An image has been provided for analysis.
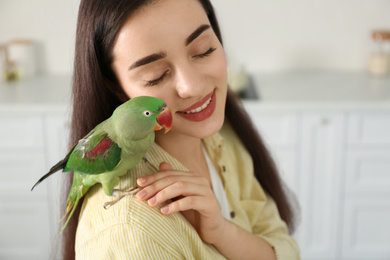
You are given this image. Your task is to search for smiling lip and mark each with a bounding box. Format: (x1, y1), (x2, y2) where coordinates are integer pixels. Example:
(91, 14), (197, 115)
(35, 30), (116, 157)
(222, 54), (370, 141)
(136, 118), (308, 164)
(177, 89), (216, 122)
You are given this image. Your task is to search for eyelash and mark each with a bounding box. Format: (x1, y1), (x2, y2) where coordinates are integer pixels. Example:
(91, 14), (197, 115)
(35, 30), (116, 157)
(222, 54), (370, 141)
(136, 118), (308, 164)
(145, 71), (168, 87)
(145, 47), (217, 87)
(197, 47), (217, 58)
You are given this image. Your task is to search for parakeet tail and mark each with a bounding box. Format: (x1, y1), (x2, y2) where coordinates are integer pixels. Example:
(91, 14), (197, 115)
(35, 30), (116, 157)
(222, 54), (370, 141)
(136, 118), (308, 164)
(31, 156), (69, 191)
(59, 171), (90, 233)
(59, 194), (81, 234)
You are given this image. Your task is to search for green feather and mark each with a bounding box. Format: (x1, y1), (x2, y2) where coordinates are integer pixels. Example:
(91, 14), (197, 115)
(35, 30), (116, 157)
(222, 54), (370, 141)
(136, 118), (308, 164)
(64, 132), (122, 174)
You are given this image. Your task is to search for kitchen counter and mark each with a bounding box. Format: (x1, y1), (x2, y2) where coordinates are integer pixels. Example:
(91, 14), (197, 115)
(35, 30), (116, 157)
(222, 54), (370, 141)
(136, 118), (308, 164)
(0, 74), (71, 113)
(246, 70), (390, 111)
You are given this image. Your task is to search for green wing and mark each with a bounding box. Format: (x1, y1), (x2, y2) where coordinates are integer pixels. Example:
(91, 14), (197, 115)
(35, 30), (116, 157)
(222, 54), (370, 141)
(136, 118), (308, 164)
(64, 130), (122, 175)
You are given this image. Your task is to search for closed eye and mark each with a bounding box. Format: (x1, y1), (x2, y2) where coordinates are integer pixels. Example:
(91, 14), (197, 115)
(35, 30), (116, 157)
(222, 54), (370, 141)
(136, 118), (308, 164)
(145, 70), (169, 87)
(144, 47), (216, 87)
(196, 47), (216, 58)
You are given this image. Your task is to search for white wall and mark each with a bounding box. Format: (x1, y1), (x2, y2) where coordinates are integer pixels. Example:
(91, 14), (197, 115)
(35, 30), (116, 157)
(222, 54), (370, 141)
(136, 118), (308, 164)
(0, 0), (79, 74)
(0, 0), (389, 74)
(212, 0), (390, 73)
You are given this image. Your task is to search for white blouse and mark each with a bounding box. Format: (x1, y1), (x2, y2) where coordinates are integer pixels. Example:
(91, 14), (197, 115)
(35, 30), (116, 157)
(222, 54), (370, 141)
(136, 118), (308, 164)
(203, 145), (231, 221)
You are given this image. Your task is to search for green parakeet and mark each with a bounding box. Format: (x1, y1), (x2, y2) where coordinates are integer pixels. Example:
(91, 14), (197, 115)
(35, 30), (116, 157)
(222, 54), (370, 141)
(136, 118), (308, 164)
(31, 96), (172, 232)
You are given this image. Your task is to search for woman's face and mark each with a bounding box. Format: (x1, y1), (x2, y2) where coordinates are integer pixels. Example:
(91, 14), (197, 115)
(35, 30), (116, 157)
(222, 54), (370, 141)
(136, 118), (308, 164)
(111, 0), (227, 140)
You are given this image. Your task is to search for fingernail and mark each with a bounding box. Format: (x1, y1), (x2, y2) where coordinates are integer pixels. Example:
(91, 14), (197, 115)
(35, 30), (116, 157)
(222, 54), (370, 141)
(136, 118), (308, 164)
(137, 177), (147, 185)
(137, 189), (147, 199)
(161, 206), (169, 214)
(148, 196), (156, 206)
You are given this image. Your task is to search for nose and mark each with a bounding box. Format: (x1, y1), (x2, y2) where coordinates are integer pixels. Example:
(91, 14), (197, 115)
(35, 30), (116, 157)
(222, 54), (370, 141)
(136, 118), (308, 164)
(174, 62), (206, 99)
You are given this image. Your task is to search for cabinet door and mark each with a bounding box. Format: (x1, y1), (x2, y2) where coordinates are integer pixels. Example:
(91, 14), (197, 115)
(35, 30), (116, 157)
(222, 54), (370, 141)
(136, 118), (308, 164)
(249, 113), (299, 192)
(347, 113), (390, 145)
(0, 115), (52, 260)
(345, 149), (390, 194)
(42, 114), (70, 238)
(342, 198), (390, 259)
(297, 113), (345, 260)
(343, 112), (390, 259)
(0, 115), (44, 148)
(0, 152), (51, 260)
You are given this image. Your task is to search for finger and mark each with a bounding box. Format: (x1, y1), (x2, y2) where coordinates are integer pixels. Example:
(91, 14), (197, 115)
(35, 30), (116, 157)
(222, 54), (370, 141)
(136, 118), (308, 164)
(159, 162), (173, 171)
(137, 162), (181, 187)
(137, 174), (208, 202)
(147, 181), (210, 207)
(160, 195), (213, 215)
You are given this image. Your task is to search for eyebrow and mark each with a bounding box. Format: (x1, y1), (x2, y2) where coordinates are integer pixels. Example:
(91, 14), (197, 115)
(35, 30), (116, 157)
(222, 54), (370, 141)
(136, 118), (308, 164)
(186, 24), (211, 46)
(128, 53), (166, 70)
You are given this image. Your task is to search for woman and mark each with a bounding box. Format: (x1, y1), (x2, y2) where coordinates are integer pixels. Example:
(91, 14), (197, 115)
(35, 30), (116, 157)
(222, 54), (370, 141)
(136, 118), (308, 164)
(62, 0), (300, 259)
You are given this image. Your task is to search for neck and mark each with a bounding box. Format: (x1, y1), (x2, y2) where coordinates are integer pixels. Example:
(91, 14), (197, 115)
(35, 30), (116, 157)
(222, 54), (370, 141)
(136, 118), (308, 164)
(155, 130), (204, 171)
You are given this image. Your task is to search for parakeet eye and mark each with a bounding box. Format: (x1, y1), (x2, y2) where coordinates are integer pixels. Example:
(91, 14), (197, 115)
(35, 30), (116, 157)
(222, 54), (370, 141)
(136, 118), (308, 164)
(143, 110), (153, 117)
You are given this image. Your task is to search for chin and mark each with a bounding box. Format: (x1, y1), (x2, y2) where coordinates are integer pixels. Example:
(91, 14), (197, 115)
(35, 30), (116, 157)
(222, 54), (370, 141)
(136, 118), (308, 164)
(189, 113), (225, 139)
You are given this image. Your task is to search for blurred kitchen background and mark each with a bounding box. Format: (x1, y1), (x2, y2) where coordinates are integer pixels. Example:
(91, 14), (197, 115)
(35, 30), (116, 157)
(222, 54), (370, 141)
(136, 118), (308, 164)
(0, 0), (389, 260)
(1, 0), (390, 75)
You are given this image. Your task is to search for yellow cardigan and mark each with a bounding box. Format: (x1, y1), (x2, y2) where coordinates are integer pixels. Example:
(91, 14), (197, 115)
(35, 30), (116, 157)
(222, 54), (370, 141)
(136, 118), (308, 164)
(75, 124), (300, 259)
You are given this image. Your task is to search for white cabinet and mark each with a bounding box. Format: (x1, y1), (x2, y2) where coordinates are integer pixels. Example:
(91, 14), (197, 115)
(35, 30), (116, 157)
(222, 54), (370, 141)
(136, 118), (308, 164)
(43, 113), (70, 234)
(342, 198), (390, 260)
(298, 113), (345, 260)
(347, 113), (390, 145)
(248, 111), (299, 191)
(342, 113), (390, 260)
(245, 103), (390, 260)
(0, 111), (68, 260)
(345, 149), (390, 194)
(0, 152), (50, 260)
(0, 113), (49, 260)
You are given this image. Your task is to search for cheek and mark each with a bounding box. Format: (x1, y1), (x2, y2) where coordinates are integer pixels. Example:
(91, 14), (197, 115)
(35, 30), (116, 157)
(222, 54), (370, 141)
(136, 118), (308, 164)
(212, 50), (228, 84)
(122, 84), (173, 109)
(124, 87), (141, 98)
(121, 85), (143, 100)
(112, 62), (152, 99)
(120, 80), (156, 99)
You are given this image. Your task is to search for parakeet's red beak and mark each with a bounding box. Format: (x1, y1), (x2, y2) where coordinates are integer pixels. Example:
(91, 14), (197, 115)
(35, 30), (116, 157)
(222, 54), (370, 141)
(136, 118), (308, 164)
(155, 107), (172, 133)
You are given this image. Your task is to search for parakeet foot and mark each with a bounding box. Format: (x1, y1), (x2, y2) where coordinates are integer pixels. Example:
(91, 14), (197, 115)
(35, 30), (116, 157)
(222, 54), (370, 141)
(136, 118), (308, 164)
(103, 187), (141, 209)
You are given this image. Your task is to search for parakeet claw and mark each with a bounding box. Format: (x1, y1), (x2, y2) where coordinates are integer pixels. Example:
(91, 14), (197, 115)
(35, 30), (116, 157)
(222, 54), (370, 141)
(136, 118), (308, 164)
(103, 187), (141, 209)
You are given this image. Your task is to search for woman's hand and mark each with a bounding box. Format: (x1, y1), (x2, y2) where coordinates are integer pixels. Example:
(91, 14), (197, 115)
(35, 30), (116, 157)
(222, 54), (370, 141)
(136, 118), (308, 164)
(136, 162), (228, 244)
(136, 162), (277, 260)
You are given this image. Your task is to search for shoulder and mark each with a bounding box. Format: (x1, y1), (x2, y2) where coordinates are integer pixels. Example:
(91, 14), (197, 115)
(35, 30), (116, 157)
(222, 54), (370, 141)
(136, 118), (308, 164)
(75, 178), (183, 258)
(75, 159), (169, 243)
(75, 155), (224, 259)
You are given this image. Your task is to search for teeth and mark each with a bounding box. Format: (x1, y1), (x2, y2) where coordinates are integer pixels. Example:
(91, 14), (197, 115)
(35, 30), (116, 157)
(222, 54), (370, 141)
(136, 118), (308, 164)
(185, 97), (212, 114)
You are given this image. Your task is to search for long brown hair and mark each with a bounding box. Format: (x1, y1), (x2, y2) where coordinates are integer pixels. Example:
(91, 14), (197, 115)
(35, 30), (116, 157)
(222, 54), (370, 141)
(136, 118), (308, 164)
(61, 0), (298, 259)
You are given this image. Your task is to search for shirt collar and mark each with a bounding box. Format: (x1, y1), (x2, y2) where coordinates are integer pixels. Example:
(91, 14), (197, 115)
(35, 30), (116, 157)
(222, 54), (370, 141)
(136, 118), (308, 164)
(202, 131), (225, 160)
(144, 131), (225, 173)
